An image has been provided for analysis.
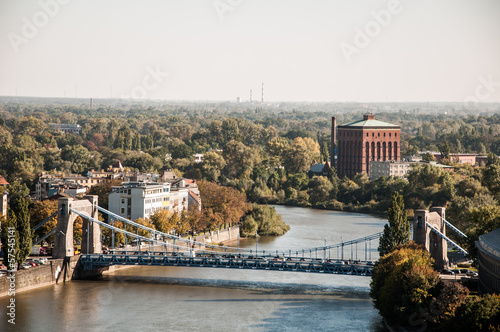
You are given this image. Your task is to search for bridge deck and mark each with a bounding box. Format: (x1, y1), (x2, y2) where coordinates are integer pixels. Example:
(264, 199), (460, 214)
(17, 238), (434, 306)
(80, 253), (374, 276)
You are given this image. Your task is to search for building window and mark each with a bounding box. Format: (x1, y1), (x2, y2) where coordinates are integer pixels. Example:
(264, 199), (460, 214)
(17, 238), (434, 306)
(121, 208), (125, 214)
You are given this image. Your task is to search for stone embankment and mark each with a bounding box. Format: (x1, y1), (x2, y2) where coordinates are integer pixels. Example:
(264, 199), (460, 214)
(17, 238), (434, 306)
(0, 256), (129, 297)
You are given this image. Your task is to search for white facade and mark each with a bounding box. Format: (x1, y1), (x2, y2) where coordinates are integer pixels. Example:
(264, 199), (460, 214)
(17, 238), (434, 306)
(169, 187), (189, 214)
(109, 182), (171, 221)
(369, 161), (410, 180)
(50, 123), (82, 134)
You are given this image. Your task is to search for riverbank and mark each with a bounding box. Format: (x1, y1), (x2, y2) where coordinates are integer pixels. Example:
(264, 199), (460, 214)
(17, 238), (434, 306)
(0, 256), (134, 298)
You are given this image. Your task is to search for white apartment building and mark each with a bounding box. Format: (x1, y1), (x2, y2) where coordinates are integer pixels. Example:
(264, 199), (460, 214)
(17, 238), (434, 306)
(169, 187), (189, 213)
(369, 161), (410, 180)
(108, 182), (171, 221)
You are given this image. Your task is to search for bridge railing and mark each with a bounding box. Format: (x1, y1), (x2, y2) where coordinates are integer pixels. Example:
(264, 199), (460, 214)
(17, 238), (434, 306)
(72, 206), (383, 264)
(95, 205), (382, 259)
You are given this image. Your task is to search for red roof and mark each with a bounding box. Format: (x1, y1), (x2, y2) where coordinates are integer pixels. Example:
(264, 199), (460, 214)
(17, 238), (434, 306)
(0, 175), (9, 185)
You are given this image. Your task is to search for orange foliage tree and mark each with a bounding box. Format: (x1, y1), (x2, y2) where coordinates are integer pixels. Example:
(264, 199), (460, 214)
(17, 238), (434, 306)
(198, 180), (250, 232)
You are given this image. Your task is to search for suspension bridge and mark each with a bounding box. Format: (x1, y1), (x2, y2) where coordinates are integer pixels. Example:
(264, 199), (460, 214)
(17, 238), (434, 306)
(32, 196), (469, 277)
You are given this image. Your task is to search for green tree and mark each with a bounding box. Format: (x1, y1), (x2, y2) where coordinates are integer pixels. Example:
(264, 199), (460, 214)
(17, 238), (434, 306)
(241, 204), (289, 237)
(8, 182), (32, 266)
(439, 139), (451, 160)
(421, 152), (435, 162)
(449, 294), (500, 331)
(1, 213), (18, 270)
(378, 191), (410, 256)
(308, 176), (333, 205)
(201, 151), (226, 182)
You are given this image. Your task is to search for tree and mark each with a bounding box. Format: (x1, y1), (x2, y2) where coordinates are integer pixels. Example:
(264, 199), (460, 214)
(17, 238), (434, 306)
(7, 182), (32, 267)
(463, 205), (500, 262)
(0, 213), (18, 270)
(201, 151), (226, 182)
(61, 144), (92, 174)
(449, 294), (500, 331)
(421, 152), (435, 162)
(198, 180), (250, 231)
(378, 191), (410, 256)
(241, 204), (289, 237)
(370, 241), (440, 326)
(308, 176), (333, 205)
(439, 139), (451, 160)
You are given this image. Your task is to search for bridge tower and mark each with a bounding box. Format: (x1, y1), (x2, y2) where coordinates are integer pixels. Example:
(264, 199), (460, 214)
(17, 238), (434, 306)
(413, 207), (449, 270)
(54, 195), (102, 259)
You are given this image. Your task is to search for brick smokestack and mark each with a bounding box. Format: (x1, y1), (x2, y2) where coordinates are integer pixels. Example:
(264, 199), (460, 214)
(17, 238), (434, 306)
(331, 116), (337, 168)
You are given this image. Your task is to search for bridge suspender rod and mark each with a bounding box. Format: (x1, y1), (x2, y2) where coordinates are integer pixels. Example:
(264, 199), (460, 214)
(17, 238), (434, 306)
(304, 231), (383, 252)
(32, 210), (59, 231)
(426, 222), (468, 256)
(94, 205), (383, 255)
(33, 227), (58, 246)
(70, 208), (179, 250)
(442, 218), (468, 239)
(95, 205), (252, 253)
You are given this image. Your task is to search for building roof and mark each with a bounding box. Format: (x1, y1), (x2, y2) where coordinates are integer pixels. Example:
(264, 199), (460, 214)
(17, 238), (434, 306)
(340, 119), (400, 128)
(0, 175), (9, 185)
(339, 114), (399, 128)
(309, 163), (324, 173)
(478, 227), (500, 258)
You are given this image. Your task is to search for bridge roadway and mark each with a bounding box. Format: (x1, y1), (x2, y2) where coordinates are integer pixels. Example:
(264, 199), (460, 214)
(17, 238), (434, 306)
(80, 250), (375, 276)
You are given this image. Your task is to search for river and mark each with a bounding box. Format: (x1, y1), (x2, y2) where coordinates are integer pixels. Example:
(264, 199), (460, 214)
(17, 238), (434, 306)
(1, 206), (387, 332)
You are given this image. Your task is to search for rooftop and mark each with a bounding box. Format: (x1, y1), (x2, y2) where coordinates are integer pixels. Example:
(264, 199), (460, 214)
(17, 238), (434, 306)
(478, 227), (500, 258)
(339, 114), (400, 128)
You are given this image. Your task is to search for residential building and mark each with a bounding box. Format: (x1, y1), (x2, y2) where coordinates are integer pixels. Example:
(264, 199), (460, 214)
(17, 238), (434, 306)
(108, 182), (171, 221)
(332, 114), (401, 178)
(369, 161), (410, 180)
(434, 153), (477, 165)
(50, 123), (82, 134)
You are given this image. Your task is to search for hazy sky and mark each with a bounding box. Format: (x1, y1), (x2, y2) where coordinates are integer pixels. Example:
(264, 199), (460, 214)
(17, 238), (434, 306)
(1, 0), (500, 102)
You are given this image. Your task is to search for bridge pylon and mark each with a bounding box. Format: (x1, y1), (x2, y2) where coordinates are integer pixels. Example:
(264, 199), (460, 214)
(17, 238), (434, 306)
(54, 195), (101, 259)
(413, 207), (449, 270)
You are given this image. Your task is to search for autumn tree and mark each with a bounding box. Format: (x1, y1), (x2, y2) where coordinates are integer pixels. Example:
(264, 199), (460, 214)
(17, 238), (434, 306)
(198, 180), (250, 231)
(370, 241), (440, 326)
(378, 191), (410, 256)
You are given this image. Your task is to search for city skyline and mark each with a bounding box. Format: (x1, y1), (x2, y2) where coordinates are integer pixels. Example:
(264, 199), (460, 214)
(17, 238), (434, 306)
(1, 0), (500, 102)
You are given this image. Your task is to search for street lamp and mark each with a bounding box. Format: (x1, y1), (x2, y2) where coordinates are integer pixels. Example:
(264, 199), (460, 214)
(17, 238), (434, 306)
(255, 230), (258, 255)
(341, 235), (344, 261)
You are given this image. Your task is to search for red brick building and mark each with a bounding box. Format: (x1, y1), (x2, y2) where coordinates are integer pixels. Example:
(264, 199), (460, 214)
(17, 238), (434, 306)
(332, 114), (401, 178)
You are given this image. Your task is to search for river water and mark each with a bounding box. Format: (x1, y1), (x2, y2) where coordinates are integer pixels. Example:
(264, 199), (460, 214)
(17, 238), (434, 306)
(1, 206), (387, 332)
